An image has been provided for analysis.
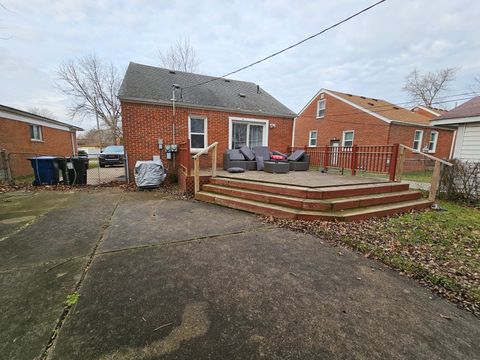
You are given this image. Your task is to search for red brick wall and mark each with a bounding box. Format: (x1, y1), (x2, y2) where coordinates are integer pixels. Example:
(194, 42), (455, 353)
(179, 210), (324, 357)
(388, 124), (454, 171)
(121, 101), (294, 179)
(294, 93), (390, 147)
(0, 117), (77, 177)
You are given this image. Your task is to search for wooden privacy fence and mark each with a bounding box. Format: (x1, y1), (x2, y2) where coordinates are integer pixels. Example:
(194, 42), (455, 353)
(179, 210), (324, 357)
(289, 144), (399, 180)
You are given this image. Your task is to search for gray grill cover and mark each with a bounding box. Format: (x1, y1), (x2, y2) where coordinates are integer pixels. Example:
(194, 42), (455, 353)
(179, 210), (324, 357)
(134, 160), (166, 188)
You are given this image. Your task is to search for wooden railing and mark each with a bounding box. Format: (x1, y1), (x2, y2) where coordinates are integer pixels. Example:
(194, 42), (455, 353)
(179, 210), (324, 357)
(290, 144), (398, 180)
(396, 144), (453, 201)
(193, 142), (218, 194)
(177, 141), (191, 176)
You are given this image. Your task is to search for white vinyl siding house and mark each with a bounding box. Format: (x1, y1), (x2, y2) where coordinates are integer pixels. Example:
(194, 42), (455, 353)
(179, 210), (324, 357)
(453, 123), (480, 162)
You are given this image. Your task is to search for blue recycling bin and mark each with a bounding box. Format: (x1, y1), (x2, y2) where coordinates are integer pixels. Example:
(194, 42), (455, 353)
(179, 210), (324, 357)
(29, 156), (60, 185)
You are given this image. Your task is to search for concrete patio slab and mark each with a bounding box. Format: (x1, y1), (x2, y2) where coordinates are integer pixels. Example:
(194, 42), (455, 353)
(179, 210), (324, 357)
(52, 226), (479, 360)
(98, 197), (264, 252)
(0, 258), (86, 360)
(0, 191), (122, 270)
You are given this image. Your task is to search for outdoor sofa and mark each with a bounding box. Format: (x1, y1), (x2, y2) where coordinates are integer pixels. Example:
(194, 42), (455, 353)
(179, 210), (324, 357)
(223, 146), (310, 172)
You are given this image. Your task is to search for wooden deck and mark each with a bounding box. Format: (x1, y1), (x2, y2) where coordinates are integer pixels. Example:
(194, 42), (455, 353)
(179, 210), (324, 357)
(212, 170), (388, 188)
(194, 169), (431, 221)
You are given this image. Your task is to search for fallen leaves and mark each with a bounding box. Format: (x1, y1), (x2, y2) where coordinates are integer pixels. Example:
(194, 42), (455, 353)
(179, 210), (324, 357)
(261, 203), (480, 318)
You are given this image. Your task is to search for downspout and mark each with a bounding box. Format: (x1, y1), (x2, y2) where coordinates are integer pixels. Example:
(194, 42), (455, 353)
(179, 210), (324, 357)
(291, 117), (297, 148)
(449, 129), (457, 159)
(71, 131), (76, 155)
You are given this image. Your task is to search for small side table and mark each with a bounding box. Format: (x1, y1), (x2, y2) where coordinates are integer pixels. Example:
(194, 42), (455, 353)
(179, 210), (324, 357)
(264, 161), (290, 174)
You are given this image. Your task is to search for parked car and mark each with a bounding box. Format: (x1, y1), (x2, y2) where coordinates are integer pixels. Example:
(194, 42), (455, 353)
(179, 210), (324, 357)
(99, 145), (125, 167)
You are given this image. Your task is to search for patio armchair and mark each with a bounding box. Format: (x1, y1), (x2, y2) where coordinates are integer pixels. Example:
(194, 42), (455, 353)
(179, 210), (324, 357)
(223, 149), (257, 170)
(287, 150), (310, 171)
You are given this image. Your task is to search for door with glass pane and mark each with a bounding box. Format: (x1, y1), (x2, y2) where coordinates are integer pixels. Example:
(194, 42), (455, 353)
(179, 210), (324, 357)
(231, 121), (266, 149)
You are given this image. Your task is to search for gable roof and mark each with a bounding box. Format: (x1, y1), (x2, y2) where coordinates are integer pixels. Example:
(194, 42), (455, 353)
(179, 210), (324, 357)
(0, 104), (83, 131)
(434, 96), (480, 121)
(118, 62), (296, 118)
(327, 90), (432, 125)
(412, 105), (448, 117)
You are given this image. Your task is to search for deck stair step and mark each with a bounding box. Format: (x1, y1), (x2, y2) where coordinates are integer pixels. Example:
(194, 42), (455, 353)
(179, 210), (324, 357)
(209, 177), (410, 200)
(202, 184), (422, 211)
(195, 191), (432, 222)
(197, 176), (431, 221)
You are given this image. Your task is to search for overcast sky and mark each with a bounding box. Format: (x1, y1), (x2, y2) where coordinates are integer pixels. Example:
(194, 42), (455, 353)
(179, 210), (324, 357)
(1, 0), (479, 131)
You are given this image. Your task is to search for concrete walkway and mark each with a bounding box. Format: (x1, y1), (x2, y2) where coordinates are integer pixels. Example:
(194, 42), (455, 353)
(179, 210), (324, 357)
(0, 190), (478, 359)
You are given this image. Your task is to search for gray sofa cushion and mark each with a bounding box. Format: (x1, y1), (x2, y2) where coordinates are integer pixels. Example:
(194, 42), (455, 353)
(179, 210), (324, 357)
(256, 156), (265, 171)
(253, 146), (271, 161)
(239, 146), (255, 161)
(229, 149), (246, 161)
(288, 150), (305, 161)
(227, 167), (245, 173)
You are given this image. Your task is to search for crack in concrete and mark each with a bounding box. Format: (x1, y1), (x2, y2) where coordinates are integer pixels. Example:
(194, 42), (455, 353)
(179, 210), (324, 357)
(95, 225), (278, 257)
(40, 193), (124, 360)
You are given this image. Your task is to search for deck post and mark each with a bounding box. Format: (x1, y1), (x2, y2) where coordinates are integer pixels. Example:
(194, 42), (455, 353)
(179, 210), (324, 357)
(323, 146), (329, 171)
(194, 157), (200, 194)
(351, 145), (358, 176)
(186, 139), (191, 176)
(395, 144), (405, 181)
(211, 143), (217, 177)
(429, 160), (442, 201)
(389, 143), (399, 181)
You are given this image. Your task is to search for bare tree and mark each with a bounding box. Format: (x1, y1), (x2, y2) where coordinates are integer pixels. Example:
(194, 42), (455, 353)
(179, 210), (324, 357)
(403, 68), (457, 107)
(27, 107), (55, 119)
(78, 127), (112, 145)
(158, 37), (200, 73)
(471, 76), (480, 95)
(57, 54), (122, 144)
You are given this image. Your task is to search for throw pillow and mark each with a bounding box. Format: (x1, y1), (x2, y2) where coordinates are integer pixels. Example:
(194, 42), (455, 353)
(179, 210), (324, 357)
(239, 146), (255, 161)
(256, 156), (265, 171)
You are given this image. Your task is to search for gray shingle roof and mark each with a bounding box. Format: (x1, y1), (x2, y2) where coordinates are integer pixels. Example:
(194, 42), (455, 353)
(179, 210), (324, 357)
(435, 96), (480, 120)
(118, 62), (296, 118)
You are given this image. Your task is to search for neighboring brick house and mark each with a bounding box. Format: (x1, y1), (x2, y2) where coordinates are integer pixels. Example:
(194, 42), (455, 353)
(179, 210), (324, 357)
(119, 62), (296, 183)
(411, 105), (448, 119)
(0, 104), (82, 177)
(293, 89), (455, 171)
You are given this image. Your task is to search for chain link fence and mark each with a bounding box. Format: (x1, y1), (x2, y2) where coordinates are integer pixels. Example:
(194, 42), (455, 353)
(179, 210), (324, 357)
(0, 149), (128, 185)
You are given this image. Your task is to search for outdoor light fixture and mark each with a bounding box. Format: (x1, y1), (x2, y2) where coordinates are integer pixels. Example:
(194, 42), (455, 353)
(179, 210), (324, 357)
(269, 123), (276, 129)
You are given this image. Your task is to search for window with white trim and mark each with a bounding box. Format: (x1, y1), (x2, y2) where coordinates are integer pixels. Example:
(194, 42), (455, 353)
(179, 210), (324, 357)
(308, 130), (317, 147)
(413, 130), (423, 151)
(316, 99), (325, 118)
(188, 116), (207, 151)
(342, 131), (354, 147)
(428, 131), (438, 153)
(30, 125), (43, 141)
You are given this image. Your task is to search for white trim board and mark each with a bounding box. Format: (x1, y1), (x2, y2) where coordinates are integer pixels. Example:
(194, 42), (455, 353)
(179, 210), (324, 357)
(431, 115), (480, 126)
(228, 116), (269, 150)
(0, 110), (74, 132)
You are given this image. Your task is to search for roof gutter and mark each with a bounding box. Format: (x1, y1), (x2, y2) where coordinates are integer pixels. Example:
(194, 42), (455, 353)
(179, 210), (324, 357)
(118, 96), (297, 119)
(390, 120), (455, 131)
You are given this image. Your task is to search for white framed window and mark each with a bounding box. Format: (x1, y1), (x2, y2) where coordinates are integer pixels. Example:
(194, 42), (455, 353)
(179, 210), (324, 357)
(228, 117), (269, 149)
(30, 125), (43, 141)
(188, 116), (207, 152)
(342, 130), (354, 147)
(316, 99), (326, 118)
(428, 131), (438, 153)
(413, 130), (423, 151)
(308, 130), (317, 147)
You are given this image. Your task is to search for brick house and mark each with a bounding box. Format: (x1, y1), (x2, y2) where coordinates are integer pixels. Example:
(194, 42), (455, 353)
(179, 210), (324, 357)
(293, 89), (455, 171)
(0, 104), (82, 177)
(119, 62), (296, 185)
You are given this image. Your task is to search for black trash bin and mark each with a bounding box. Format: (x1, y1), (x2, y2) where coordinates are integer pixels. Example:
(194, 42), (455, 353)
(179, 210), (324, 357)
(66, 157), (88, 185)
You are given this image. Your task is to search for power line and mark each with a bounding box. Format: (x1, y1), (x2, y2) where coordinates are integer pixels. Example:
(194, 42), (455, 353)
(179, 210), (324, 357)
(182, 0), (387, 90)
